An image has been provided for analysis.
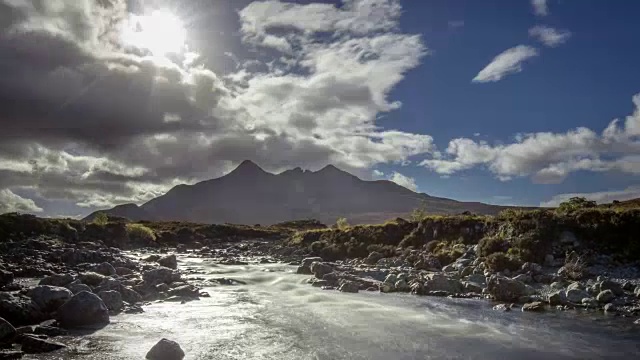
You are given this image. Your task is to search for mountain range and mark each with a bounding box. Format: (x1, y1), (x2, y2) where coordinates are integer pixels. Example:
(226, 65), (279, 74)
(85, 160), (514, 225)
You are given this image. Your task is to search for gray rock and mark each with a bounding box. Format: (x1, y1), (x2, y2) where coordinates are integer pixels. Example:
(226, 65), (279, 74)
(383, 274), (397, 284)
(121, 286), (143, 304)
(0, 293), (44, 326)
(465, 274), (486, 285)
(115, 267), (134, 276)
(547, 291), (566, 306)
(550, 281), (565, 291)
(442, 264), (456, 272)
(582, 297), (598, 307)
(487, 276), (527, 302)
(603, 303), (617, 313)
(463, 282), (483, 293)
(596, 290), (615, 303)
(0, 317), (16, 343)
(380, 282), (394, 293)
(55, 291), (109, 328)
(66, 281), (92, 295)
(78, 272), (107, 287)
(364, 251), (383, 265)
(513, 274), (533, 284)
(20, 335), (65, 354)
(522, 301), (545, 312)
(567, 282), (584, 291)
(338, 281), (359, 293)
(394, 279), (410, 292)
(91, 262), (116, 276)
(493, 304), (511, 312)
(158, 255), (178, 269)
(521, 262), (543, 274)
(598, 280), (624, 296)
(28, 286), (73, 313)
(98, 290), (123, 311)
(424, 274), (463, 294)
(310, 262), (333, 279)
(460, 266), (473, 277)
(143, 267), (180, 285)
(168, 285), (199, 298)
(565, 288), (590, 303)
(146, 338), (185, 360)
(39, 274), (74, 287)
(635, 285), (640, 299)
(0, 270), (14, 287)
(155, 283), (171, 293)
(296, 257), (322, 274)
(544, 254), (554, 267)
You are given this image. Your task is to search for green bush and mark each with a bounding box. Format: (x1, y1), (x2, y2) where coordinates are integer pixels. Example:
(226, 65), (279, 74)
(477, 236), (507, 257)
(92, 212), (109, 226)
(126, 223), (156, 243)
(485, 252), (521, 273)
(336, 218), (349, 230)
(556, 197), (597, 214)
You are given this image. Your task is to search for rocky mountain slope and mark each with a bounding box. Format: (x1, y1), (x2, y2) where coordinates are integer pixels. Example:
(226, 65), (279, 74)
(86, 160), (512, 225)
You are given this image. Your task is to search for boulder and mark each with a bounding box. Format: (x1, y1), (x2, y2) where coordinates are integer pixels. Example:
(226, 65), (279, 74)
(168, 285), (199, 298)
(0, 350), (23, 359)
(465, 274), (486, 285)
(0, 317), (16, 343)
(91, 262), (116, 276)
(486, 276), (527, 302)
(121, 286), (143, 304)
(116, 267), (134, 276)
(338, 281), (359, 293)
(310, 262), (333, 279)
(512, 274), (533, 284)
(380, 282), (394, 293)
(635, 285), (640, 299)
(78, 272), (107, 287)
(66, 281), (92, 295)
(442, 264), (457, 273)
(414, 256), (441, 271)
(55, 291), (109, 328)
(493, 304), (511, 312)
(603, 303), (617, 313)
(394, 279), (410, 292)
(38, 274), (74, 287)
(28, 286), (73, 313)
(146, 338), (185, 360)
(522, 301), (545, 312)
(424, 274), (463, 294)
(143, 267), (180, 285)
(463, 282), (483, 294)
(98, 290), (123, 311)
(0, 293), (44, 326)
(364, 251), (383, 265)
(596, 290), (615, 303)
(521, 262), (543, 274)
(547, 291), (566, 306)
(582, 297), (598, 307)
(296, 257), (322, 275)
(598, 280), (624, 296)
(0, 270), (14, 287)
(565, 289), (590, 303)
(157, 255), (178, 269)
(20, 335), (66, 354)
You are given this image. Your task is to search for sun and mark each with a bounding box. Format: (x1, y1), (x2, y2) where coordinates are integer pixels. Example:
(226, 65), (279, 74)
(122, 10), (186, 56)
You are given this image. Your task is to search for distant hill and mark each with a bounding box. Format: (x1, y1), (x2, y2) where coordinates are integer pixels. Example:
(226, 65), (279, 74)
(85, 160), (515, 225)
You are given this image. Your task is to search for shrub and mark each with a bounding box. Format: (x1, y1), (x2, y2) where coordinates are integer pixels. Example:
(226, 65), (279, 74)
(126, 223), (156, 243)
(477, 236), (507, 257)
(92, 212), (109, 226)
(336, 218), (349, 230)
(425, 240), (439, 253)
(410, 201), (429, 222)
(485, 252), (521, 273)
(556, 197), (597, 214)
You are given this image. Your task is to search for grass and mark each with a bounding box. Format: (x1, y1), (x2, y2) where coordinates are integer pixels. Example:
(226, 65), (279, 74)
(125, 223), (156, 242)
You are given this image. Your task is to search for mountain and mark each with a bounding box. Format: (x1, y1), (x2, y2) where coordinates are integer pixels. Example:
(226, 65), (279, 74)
(85, 160), (513, 225)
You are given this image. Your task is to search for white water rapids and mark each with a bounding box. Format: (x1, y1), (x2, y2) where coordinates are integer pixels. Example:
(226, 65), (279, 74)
(34, 255), (639, 359)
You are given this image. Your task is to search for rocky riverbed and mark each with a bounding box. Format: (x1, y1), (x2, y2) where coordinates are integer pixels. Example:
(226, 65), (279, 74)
(1, 234), (640, 359)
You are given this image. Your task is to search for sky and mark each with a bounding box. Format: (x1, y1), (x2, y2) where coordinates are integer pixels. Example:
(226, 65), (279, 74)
(0, 0), (639, 217)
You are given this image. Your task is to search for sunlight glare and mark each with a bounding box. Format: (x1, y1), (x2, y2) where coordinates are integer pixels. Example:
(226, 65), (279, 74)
(122, 10), (186, 57)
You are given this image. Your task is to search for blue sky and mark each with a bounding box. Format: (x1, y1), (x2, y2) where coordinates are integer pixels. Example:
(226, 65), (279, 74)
(0, 0), (639, 217)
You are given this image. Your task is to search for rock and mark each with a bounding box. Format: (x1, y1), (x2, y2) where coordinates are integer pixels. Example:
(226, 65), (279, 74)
(424, 274), (463, 294)
(460, 266), (473, 277)
(442, 264), (456, 272)
(547, 291), (566, 306)
(364, 251), (383, 265)
(121, 286), (142, 304)
(98, 290), (123, 311)
(635, 285), (640, 299)
(493, 304), (511, 312)
(146, 338), (185, 360)
(544, 254), (554, 267)
(55, 291), (109, 328)
(465, 274), (486, 285)
(28, 286), (73, 313)
(0, 350), (23, 359)
(414, 256), (441, 271)
(143, 267), (180, 285)
(598, 280), (624, 296)
(582, 297), (597, 307)
(338, 281), (359, 293)
(0, 317), (16, 343)
(155, 283), (170, 293)
(78, 272), (107, 287)
(521, 262), (543, 274)
(596, 290), (615, 303)
(20, 335), (66, 353)
(512, 274), (533, 284)
(565, 289), (590, 303)
(522, 301), (545, 312)
(0, 270), (14, 287)
(168, 285), (199, 298)
(487, 276), (527, 302)
(0, 293), (44, 326)
(383, 274), (397, 284)
(622, 282), (634, 291)
(310, 262), (333, 279)
(634, 318), (640, 325)
(38, 274), (74, 287)
(296, 257), (322, 274)
(603, 303), (617, 313)
(115, 267), (134, 276)
(567, 281), (584, 291)
(533, 274), (555, 284)
(463, 282), (483, 293)
(394, 279), (410, 292)
(32, 325), (67, 337)
(158, 255), (178, 269)
(550, 281), (565, 291)
(91, 262), (116, 276)
(380, 282), (394, 293)
(66, 281), (92, 295)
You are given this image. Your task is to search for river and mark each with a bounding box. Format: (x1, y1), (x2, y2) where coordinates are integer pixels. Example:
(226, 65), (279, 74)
(34, 255), (640, 359)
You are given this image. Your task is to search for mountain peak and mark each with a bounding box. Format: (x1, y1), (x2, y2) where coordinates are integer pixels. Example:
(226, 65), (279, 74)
(230, 160), (266, 174)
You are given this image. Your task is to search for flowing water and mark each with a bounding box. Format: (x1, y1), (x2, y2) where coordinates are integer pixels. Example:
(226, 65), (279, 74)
(35, 256), (639, 359)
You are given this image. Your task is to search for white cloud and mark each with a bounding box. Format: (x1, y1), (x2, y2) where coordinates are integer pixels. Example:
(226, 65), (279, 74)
(472, 45), (539, 83)
(540, 186), (640, 207)
(372, 169), (385, 178)
(529, 26), (571, 47)
(421, 93), (640, 183)
(531, 0), (549, 16)
(389, 171), (418, 192)
(0, 189), (43, 214)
